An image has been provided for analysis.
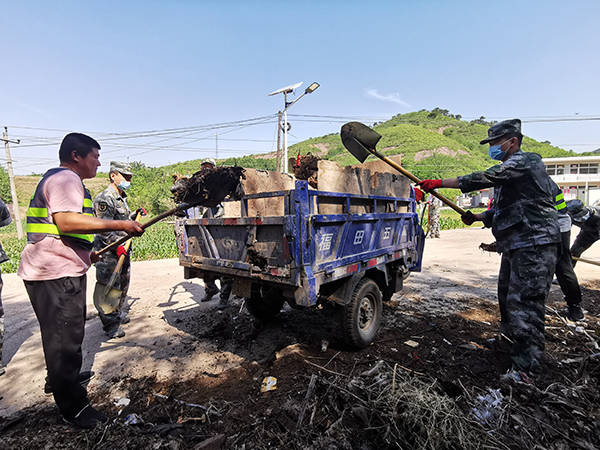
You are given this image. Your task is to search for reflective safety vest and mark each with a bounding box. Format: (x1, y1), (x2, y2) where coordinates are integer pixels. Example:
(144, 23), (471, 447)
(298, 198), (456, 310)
(554, 192), (567, 212)
(26, 167), (95, 250)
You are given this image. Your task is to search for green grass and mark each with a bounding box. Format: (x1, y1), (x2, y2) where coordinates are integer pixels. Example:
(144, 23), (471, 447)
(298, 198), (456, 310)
(0, 219), (178, 273)
(421, 207), (487, 231)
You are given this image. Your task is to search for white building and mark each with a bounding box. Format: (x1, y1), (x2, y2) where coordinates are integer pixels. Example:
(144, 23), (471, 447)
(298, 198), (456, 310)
(543, 155), (600, 205)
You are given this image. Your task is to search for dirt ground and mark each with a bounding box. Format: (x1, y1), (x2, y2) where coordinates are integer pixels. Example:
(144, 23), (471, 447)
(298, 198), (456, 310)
(1, 228), (599, 449)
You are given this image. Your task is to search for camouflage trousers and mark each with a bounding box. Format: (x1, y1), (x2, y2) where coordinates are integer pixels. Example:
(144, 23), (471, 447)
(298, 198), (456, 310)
(94, 255), (131, 331)
(497, 244), (558, 373)
(0, 270), (4, 369)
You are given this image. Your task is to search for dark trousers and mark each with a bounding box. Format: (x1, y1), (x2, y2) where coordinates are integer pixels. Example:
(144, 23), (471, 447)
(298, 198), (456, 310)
(497, 244), (558, 372)
(571, 230), (599, 267)
(555, 230), (582, 305)
(25, 276), (89, 418)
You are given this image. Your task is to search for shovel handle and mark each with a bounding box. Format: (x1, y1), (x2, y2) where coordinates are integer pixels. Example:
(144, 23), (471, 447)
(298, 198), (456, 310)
(103, 211), (142, 296)
(96, 205), (186, 256)
(367, 148), (466, 215)
(573, 256), (600, 267)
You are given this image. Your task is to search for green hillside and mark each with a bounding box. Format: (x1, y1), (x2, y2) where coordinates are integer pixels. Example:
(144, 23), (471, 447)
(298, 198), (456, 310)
(288, 109), (576, 180)
(9, 109), (579, 215)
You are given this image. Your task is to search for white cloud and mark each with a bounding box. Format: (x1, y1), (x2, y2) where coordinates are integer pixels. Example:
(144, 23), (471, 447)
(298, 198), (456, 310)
(365, 89), (411, 108)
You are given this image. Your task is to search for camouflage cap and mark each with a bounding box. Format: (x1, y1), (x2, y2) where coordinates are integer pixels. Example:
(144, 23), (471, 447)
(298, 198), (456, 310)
(480, 119), (522, 145)
(110, 161), (133, 176)
(201, 158), (216, 167)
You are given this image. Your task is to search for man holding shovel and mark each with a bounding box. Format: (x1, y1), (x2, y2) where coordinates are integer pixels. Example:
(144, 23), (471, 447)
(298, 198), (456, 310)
(93, 161), (145, 339)
(418, 119), (561, 375)
(18, 133), (143, 428)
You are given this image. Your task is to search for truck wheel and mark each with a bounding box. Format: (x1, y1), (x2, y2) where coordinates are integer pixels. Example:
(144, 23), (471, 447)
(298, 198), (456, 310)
(342, 278), (382, 348)
(246, 286), (285, 322)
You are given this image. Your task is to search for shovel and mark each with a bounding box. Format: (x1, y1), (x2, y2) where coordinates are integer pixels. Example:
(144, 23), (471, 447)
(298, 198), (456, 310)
(95, 203), (191, 257)
(102, 209), (146, 297)
(93, 209), (146, 315)
(340, 122), (466, 215)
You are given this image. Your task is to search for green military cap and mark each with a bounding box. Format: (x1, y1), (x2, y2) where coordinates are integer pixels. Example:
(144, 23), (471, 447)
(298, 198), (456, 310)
(110, 161), (133, 176)
(480, 119), (522, 145)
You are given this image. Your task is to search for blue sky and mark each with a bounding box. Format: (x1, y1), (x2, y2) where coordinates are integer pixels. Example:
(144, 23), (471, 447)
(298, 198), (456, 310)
(1, 1), (599, 174)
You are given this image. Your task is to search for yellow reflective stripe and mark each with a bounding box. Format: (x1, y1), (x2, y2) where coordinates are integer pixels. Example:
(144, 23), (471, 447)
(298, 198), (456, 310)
(83, 198), (92, 207)
(26, 223), (94, 242)
(556, 202), (567, 210)
(555, 193), (564, 201)
(83, 213), (94, 216)
(27, 207), (47, 218)
(27, 222), (61, 235)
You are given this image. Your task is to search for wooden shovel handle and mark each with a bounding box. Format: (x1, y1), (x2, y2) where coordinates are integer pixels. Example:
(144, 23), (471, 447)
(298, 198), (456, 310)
(368, 147), (466, 215)
(96, 205), (185, 256)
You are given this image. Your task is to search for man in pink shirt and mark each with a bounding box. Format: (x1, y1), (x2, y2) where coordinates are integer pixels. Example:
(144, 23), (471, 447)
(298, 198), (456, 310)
(19, 133), (144, 429)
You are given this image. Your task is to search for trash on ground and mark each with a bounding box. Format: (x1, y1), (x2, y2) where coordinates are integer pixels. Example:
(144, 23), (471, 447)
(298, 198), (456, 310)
(260, 376), (277, 392)
(124, 413), (143, 425)
(472, 388), (504, 425)
(404, 340), (420, 348)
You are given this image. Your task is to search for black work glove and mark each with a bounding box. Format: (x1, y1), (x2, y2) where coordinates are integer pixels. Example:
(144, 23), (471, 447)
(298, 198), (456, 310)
(461, 211), (476, 225)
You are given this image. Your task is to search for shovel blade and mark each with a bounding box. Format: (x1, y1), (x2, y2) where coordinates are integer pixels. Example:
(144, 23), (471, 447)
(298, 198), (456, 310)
(93, 282), (122, 315)
(340, 122), (382, 163)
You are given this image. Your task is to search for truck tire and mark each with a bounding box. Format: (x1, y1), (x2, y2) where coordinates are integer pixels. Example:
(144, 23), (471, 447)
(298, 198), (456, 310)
(342, 278), (382, 348)
(246, 286), (285, 322)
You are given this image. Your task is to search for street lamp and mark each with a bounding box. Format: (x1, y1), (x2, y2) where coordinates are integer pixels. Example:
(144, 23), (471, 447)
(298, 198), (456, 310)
(268, 81), (320, 173)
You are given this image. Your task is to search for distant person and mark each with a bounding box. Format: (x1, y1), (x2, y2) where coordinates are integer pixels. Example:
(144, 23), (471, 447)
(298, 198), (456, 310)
(551, 184), (583, 321)
(18, 133), (143, 429)
(418, 119), (560, 375)
(92, 161), (145, 339)
(197, 159), (232, 308)
(0, 197), (12, 377)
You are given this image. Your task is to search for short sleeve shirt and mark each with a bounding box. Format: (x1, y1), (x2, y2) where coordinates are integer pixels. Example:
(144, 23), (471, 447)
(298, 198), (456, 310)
(18, 168), (92, 281)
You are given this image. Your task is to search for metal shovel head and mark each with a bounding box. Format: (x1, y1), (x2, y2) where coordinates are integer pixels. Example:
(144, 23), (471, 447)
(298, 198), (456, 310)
(93, 282), (121, 315)
(340, 122), (382, 163)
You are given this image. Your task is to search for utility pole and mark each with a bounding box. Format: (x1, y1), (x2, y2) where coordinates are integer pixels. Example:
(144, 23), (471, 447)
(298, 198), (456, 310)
(2, 127), (23, 239)
(215, 132), (219, 160)
(276, 111), (282, 172)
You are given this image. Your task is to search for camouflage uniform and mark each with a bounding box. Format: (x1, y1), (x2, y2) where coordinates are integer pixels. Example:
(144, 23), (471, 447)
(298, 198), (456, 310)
(428, 195), (441, 238)
(200, 204), (233, 305)
(567, 201), (600, 267)
(458, 140), (560, 372)
(93, 185), (132, 332)
(0, 198), (11, 375)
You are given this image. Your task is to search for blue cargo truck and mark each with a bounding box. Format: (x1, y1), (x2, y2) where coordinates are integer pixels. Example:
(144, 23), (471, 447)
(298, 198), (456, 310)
(176, 180), (425, 348)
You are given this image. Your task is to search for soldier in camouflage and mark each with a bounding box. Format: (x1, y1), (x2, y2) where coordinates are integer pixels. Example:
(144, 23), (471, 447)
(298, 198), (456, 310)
(418, 119), (561, 374)
(198, 159), (232, 308)
(427, 195), (441, 238)
(0, 198), (12, 376)
(565, 199), (600, 267)
(93, 161), (140, 338)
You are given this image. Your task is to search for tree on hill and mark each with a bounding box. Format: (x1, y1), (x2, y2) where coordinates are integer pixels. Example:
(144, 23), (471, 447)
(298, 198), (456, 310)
(0, 166), (10, 203)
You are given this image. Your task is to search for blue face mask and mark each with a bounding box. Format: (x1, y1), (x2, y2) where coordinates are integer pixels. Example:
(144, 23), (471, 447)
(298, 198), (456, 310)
(118, 180), (131, 191)
(488, 140), (511, 161)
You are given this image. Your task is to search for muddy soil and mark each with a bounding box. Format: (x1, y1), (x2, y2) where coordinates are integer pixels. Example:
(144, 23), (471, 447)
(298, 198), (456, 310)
(1, 228), (599, 449)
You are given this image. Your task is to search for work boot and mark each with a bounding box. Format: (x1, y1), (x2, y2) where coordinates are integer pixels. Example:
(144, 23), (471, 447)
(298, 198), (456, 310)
(120, 315), (130, 324)
(567, 304), (584, 321)
(45, 370), (95, 395)
(63, 405), (108, 429)
(106, 326), (125, 339)
(202, 286), (219, 302)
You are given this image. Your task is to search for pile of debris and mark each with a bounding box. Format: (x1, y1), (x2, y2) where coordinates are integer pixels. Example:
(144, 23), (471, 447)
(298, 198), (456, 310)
(293, 154), (320, 188)
(170, 166), (245, 207)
